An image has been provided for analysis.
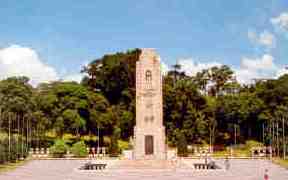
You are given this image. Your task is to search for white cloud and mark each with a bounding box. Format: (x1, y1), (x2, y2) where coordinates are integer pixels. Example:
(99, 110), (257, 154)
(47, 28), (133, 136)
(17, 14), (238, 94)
(240, 54), (276, 70)
(271, 12), (288, 31)
(248, 30), (276, 48)
(248, 30), (256, 39)
(61, 61), (88, 83)
(0, 45), (58, 86)
(276, 66), (288, 78)
(174, 55), (282, 85)
(235, 69), (258, 85)
(177, 58), (222, 76)
(248, 30), (258, 43)
(62, 73), (84, 83)
(236, 54), (278, 84)
(160, 62), (169, 75)
(258, 31), (276, 48)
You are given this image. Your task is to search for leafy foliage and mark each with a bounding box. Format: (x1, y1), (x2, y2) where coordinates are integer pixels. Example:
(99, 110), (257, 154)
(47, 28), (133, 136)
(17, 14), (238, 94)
(49, 139), (69, 158)
(70, 141), (88, 157)
(0, 49), (287, 160)
(109, 127), (121, 156)
(176, 130), (188, 157)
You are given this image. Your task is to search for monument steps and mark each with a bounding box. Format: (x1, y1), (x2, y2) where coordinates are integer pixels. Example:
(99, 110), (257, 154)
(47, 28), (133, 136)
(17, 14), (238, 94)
(110, 160), (178, 170)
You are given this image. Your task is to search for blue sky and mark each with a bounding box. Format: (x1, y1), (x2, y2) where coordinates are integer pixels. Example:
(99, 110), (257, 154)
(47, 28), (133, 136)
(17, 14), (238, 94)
(0, 0), (287, 85)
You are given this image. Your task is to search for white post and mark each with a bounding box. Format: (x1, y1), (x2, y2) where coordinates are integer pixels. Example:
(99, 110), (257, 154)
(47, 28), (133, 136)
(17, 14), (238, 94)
(277, 121), (279, 157)
(21, 116), (24, 159)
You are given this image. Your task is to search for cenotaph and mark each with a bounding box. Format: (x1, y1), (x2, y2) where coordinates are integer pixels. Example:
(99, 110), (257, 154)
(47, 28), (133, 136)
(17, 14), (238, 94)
(134, 49), (166, 160)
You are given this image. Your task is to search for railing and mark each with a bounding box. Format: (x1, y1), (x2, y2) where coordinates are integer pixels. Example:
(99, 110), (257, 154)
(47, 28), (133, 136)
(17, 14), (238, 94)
(28, 147), (108, 159)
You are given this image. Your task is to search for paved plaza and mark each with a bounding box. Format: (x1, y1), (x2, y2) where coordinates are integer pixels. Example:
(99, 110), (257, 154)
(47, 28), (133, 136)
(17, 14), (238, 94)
(0, 159), (287, 180)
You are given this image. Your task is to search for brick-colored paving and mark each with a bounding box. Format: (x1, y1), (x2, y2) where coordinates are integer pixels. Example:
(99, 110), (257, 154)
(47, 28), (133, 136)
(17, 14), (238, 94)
(0, 159), (287, 180)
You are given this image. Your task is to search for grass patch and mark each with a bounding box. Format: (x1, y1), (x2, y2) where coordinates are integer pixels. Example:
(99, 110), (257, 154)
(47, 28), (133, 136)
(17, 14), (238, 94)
(272, 158), (288, 169)
(232, 149), (250, 157)
(212, 148), (250, 158)
(212, 141), (262, 158)
(212, 150), (230, 157)
(0, 160), (29, 173)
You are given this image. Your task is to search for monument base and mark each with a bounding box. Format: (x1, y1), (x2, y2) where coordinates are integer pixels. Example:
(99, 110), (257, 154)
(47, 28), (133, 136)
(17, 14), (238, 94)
(111, 159), (176, 170)
(133, 126), (166, 160)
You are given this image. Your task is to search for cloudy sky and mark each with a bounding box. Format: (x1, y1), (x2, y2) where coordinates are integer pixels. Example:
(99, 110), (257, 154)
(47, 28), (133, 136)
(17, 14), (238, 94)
(0, 0), (287, 85)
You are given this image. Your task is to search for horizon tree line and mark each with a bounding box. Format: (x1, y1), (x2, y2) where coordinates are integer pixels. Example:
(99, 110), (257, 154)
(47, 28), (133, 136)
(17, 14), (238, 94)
(0, 49), (287, 161)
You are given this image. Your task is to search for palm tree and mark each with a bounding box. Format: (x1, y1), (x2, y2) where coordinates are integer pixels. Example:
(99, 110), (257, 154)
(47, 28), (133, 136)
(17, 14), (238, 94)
(171, 62), (182, 84)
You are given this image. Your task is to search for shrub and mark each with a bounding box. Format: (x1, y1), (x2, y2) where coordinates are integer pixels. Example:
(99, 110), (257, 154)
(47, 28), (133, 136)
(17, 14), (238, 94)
(118, 140), (133, 151)
(0, 142), (7, 164)
(176, 131), (188, 157)
(245, 140), (263, 150)
(49, 139), (69, 158)
(109, 127), (121, 156)
(71, 141), (88, 157)
(0, 134), (29, 164)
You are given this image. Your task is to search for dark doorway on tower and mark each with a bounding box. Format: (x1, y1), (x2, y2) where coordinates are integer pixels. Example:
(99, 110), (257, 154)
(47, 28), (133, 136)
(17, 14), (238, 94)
(145, 135), (154, 155)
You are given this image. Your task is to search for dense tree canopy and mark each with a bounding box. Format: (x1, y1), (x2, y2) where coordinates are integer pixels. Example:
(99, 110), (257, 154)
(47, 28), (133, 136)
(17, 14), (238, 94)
(0, 49), (287, 156)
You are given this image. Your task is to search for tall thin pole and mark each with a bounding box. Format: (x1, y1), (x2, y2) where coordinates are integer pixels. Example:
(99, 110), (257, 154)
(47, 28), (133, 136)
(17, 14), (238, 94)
(17, 113), (20, 160)
(262, 123), (265, 144)
(277, 121), (279, 157)
(97, 126), (100, 149)
(8, 112), (11, 162)
(0, 108), (2, 162)
(234, 123), (237, 146)
(0, 108), (1, 128)
(26, 115), (29, 155)
(0, 108), (1, 133)
(209, 126), (212, 153)
(272, 122), (275, 157)
(269, 121), (272, 159)
(283, 116), (286, 160)
(37, 126), (39, 149)
(21, 115), (24, 159)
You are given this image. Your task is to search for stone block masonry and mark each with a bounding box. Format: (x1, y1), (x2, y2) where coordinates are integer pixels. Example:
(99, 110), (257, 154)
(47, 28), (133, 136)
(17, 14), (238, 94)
(134, 48), (166, 160)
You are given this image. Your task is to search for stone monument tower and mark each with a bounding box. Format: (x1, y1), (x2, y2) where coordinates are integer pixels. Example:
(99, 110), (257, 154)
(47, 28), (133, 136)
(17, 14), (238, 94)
(134, 49), (166, 160)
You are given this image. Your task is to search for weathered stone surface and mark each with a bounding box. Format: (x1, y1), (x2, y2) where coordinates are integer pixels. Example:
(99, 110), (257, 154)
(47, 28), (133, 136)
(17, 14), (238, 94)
(134, 48), (166, 160)
(1, 159), (287, 179)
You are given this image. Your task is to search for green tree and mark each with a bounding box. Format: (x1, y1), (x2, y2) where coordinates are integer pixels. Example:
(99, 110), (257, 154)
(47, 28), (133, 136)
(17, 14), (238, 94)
(70, 141), (88, 157)
(109, 127), (121, 156)
(83, 49), (141, 139)
(176, 130), (188, 157)
(49, 139), (69, 158)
